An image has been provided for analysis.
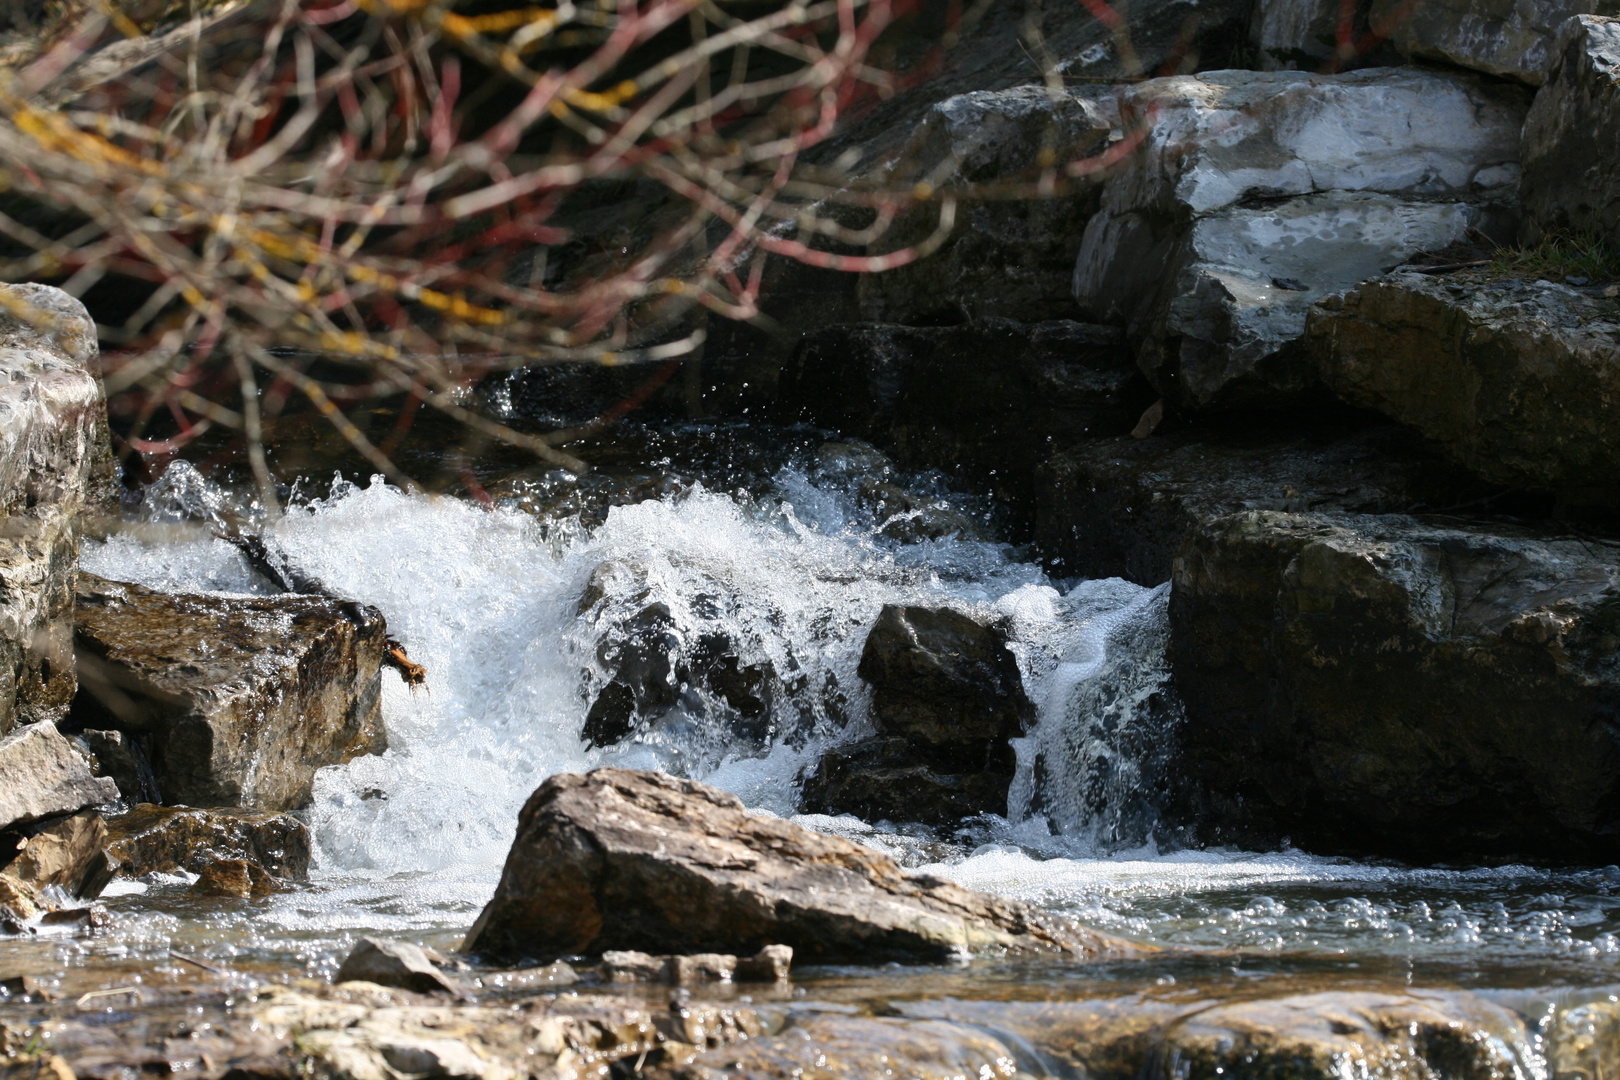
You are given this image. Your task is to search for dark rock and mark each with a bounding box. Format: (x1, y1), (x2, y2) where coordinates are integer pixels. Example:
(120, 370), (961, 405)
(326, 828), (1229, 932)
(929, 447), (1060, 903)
(1309, 272), (1620, 507)
(72, 574), (388, 812)
(1522, 16), (1620, 245)
(335, 938), (461, 995)
(1034, 423), (1494, 585)
(72, 729), (159, 808)
(0, 722), (117, 830)
(783, 319), (1149, 511)
(462, 769), (1147, 964)
(799, 736), (1010, 825)
(1371, 0), (1620, 84)
(104, 804), (311, 880)
(190, 858), (279, 898)
(858, 606), (1031, 771)
(1168, 509), (1620, 859)
(0, 284), (115, 736)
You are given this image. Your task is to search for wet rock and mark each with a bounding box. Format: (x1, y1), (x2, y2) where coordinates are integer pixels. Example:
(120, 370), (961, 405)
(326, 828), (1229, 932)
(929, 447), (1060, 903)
(0, 284), (114, 736)
(103, 803), (311, 879)
(71, 729), (159, 808)
(855, 86), (1116, 326)
(0, 876), (42, 923)
(1373, 0), (1620, 84)
(463, 768), (1145, 963)
(190, 858), (279, 898)
(1072, 69), (1527, 410)
(0, 722), (117, 829)
(601, 944), (791, 985)
(72, 574), (388, 812)
(1169, 509), (1620, 858)
(335, 938), (461, 996)
(1, 810), (113, 899)
(1307, 274), (1620, 505)
(1034, 423), (1492, 585)
(858, 606), (1031, 771)
(1521, 16), (1620, 245)
(799, 736), (1011, 825)
(1151, 991), (1531, 1080)
(785, 319), (1148, 507)
(649, 1012), (1025, 1080)
(1250, 0), (1371, 70)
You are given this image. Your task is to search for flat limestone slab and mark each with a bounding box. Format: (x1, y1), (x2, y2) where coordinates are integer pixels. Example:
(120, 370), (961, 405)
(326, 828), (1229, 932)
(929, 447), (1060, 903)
(74, 574), (388, 812)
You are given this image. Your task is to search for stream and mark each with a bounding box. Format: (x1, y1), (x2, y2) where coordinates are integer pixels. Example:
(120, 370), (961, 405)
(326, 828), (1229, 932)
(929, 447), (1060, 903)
(9, 419), (1620, 1053)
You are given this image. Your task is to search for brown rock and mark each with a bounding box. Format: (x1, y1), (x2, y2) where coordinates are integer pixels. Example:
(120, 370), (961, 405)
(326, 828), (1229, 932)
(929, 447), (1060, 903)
(0, 722), (117, 830)
(190, 858), (278, 898)
(334, 938), (461, 996)
(0, 284), (115, 737)
(1, 810), (112, 899)
(463, 769), (1148, 964)
(104, 804), (311, 879)
(73, 574), (388, 811)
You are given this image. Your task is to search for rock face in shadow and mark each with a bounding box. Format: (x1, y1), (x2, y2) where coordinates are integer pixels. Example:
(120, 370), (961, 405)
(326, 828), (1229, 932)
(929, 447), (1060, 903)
(1308, 273), (1620, 507)
(1168, 509), (1620, 858)
(1520, 16), (1620, 244)
(1035, 423), (1495, 585)
(103, 803), (311, 879)
(1371, 0), (1620, 84)
(463, 769), (1146, 964)
(783, 318), (1150, 510)
(802, 605), (1032, 825)
(1072, 68), (1527, 410)
(0, 284), (116, 736)
(72, 574), (388, 812)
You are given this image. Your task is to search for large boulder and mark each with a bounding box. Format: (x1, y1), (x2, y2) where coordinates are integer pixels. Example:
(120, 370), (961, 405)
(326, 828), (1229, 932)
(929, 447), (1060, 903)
(1169, 509), (1620, 858)
(1307, 273), (1620, 506)
(104, 803), (311, 879)
(0, 284), (115, 736)
(463, 769), (1146, 964)
(1073, 68), (1527, 410)
(783, 318), (1151, 509)
(1520, 15), (1620, 245)
(1371, 0), (1620, 85)
(1035, 422), (1495, 585)
(72, 574), (388, 811)
(798, 736), (1014, 826)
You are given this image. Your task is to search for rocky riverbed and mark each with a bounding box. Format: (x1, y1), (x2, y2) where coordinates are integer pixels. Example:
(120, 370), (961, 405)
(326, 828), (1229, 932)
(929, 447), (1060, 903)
(7, 0), (1620, 1075)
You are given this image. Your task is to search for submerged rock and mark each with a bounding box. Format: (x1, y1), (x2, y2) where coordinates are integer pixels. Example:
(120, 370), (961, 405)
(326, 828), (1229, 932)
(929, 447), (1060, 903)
(1170, 509), (1620, 858)
(336, 938), (461, 996)
(103, 803), (311, 879)
(1307, 273), (1620, 505)
(1520, 16), (1620, 244)
(72, 574), (388, 811)
(1073, 68), (1526, 409)
(0, 284), (115, 736)
(463, 769), (1145, 964)
(1373, 0), (1620, 85)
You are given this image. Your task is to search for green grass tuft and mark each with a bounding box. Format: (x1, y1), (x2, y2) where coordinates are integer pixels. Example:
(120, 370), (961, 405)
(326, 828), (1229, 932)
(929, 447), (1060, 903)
(1490, 229), (1620, 282)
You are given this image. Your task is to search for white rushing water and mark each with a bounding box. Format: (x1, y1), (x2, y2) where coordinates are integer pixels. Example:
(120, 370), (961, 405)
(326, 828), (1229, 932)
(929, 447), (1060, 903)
(78, 458), (1620, 971)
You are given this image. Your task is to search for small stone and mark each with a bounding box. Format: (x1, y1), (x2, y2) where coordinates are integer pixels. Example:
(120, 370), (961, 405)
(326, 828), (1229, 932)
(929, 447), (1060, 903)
(0, 974), (56, 1001)
(1271, 276), (1310, 291)
(1605, 284), (1620, 297)
(335, 938), (460, 995)
(190, 858), (279, 898)
(602, 950), (667, 983)
(736, 945), (793, 982)
(1567, 275), (1590, 286)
